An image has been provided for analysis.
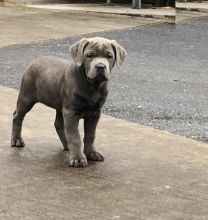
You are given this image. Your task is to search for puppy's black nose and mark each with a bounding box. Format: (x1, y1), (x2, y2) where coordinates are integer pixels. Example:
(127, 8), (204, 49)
(96, 64), (105, 73)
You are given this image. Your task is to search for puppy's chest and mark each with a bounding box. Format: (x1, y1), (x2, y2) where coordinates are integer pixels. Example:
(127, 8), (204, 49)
(72, 90), (106, 116)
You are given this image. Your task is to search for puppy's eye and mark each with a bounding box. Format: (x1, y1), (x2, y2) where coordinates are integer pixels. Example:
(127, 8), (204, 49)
(86, 53), (94, 58)
(106, 53), (113, 59)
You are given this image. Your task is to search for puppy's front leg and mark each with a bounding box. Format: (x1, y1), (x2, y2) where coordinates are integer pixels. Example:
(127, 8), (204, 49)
(63, 108), (87, 167)
(84, 111), (104, 162)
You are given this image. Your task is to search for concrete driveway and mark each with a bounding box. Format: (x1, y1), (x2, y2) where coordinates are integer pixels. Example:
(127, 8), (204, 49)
(1, 86), (208, 219)
(0, 6), (162, 47)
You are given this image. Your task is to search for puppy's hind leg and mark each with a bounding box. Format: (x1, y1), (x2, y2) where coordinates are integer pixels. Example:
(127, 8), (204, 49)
(54, 111), (68, 151)
(11, 93), (36, 148)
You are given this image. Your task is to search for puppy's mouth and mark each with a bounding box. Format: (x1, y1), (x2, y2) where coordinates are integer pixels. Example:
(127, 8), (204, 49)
(87, 74), (108, 83)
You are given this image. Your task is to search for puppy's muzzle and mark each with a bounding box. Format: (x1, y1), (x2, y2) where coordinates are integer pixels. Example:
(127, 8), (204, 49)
(95, 63), (107, 82)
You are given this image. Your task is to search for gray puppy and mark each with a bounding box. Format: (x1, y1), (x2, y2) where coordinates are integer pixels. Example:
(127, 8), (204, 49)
(11, 37), (127, 167)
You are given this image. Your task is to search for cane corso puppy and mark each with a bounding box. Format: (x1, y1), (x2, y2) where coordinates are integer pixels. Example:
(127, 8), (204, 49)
(11, 37), (127, 167)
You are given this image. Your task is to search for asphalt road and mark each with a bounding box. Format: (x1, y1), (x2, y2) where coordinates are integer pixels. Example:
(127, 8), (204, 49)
(0, 17), (207, 143)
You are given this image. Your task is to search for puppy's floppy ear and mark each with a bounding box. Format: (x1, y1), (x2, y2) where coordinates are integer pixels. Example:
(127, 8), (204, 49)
(69, 38), (89, 66)
(111, 40), (127, 68)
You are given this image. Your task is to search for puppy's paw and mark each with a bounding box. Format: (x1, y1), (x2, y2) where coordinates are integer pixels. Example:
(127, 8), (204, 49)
(86, 151), (104, 162)
(69, 153), (88, 168)
(11, 138), (25, 148)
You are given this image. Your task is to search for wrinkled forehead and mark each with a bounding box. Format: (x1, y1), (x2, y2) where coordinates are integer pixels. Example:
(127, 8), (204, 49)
(85, 38), (114, 53)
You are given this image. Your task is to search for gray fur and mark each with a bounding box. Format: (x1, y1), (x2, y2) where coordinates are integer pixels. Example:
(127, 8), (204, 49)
(11, 37), (127, 167)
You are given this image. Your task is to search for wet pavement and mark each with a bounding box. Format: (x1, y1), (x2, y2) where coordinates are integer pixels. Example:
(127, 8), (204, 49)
(1, 86), (208, 219)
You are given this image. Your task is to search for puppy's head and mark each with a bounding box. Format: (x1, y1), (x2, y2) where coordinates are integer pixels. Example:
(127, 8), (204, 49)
(69, 37), (127, 83)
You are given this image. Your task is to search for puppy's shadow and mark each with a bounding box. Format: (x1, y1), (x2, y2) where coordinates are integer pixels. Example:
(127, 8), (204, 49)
(9, 144), (99, 170)
(50, 149), (99, 170)
(50, 150), (102, 172)
(49, 149), (69, 169)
